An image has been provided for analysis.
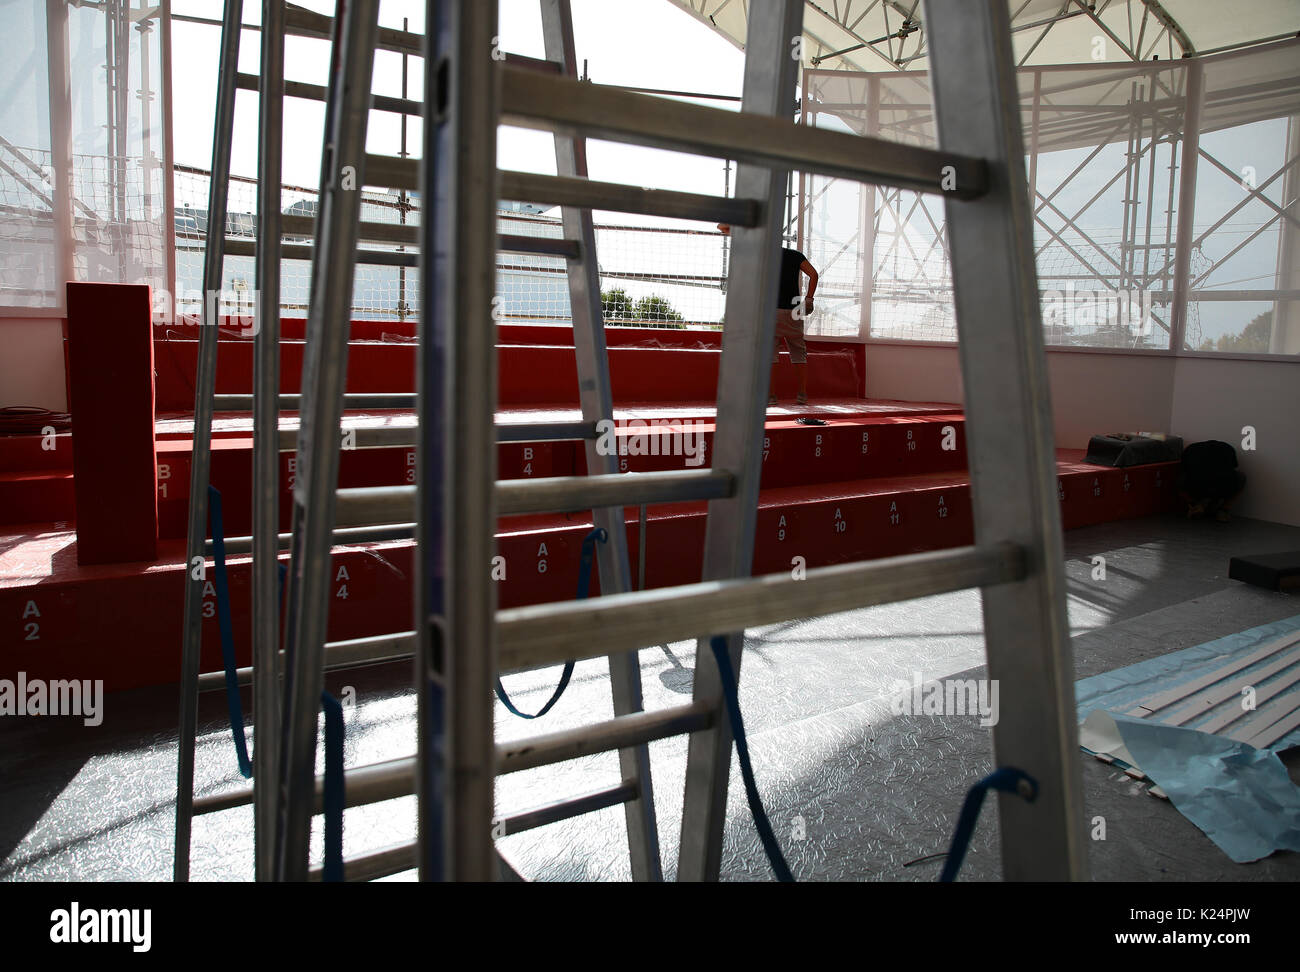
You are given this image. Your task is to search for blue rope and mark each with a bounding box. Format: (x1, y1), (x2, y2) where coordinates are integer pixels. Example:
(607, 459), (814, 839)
(495, 527), (607, 719)
(320, 690), (345, 882)
(709, 635), (794, 883)
(209, 485), (252, 778)
(938, 766), (1038, 882)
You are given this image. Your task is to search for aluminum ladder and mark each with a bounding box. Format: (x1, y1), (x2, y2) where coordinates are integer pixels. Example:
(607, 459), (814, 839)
(274, 0), (670, 883)
(172, 0), (666, 882)
(275, 0), (1088, 882)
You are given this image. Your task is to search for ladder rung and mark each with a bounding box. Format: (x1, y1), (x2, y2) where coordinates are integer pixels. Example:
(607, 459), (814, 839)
(282, 214), (572, 259)
(365, 153), (420, 191)
(496, 420), (598, 443)
(196, 703), (708, 818)
(198, 631), (416, 693)
(499, 170), (760, 226)
(502, 52), (562, 75)
(498, 781), (639, 833)
(223, 238), (417, 268)
(331, 486), (413, 526)
(323, 630), (416, 668)
(215, 393), (418, 410)
(234, 72), (421, 117)
(498, 702), (714, 775)
(497, 233), (580, 259)
(282, 213), (418, 247)
(364, 157), (682, 212)
(304, 781), (637, 881)
(327, 755), (416, 811)
(499, 67), (989, 199)
(207, 523), (415, 557)
(193, 754), (415, 817)
(205, 232), (572, 273)
(272, 421), (597, 451)
(279, 425), (417, 451)
(191, 787), (254, 817)
(333, 470), (733, 527)
(498, 543), (1027, 672)
(496, 469), (734, 516)
(308, 840), (416, 882)
(283, 2), (422, 56)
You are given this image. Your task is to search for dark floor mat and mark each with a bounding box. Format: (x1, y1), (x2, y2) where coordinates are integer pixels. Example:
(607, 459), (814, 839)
(1229, 551), (1300, 592)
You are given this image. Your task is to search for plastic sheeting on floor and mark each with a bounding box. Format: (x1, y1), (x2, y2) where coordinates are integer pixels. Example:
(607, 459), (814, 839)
(1076, 614), (1300, 864)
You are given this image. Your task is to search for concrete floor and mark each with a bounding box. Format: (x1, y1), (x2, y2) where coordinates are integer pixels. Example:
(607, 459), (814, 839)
(2, 511), (1298, 882)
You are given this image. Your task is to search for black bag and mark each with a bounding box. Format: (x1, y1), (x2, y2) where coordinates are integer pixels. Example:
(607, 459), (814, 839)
(1180, 440), (1241, 499)
(1083, 432), (1183, 467)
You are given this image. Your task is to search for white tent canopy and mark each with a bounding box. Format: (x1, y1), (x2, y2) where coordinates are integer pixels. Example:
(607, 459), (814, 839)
(806, 40), (1300, 152)
(667, 0), (1300, 73)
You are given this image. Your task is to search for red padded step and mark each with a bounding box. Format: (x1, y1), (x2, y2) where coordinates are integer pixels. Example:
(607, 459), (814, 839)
(0, 471), (76, 525)
(153, 335), (864, 411)
(144, 411), (969, 539)
(583, 413), (969, 485)
(0, 432), (73, 474)
(0, 456), (1180, 693)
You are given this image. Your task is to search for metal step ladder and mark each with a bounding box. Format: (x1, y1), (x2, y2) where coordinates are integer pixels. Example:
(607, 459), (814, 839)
(401, 0), (1086, 882)
(174, 0), (664, 882)
(183, 0), (1088, 883)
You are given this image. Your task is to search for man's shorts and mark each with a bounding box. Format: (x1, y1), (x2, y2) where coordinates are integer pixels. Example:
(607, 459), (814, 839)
(773, 309), (807, 364)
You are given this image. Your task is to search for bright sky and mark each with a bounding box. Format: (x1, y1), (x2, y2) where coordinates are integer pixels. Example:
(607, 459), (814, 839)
(170, 0), (746, 224)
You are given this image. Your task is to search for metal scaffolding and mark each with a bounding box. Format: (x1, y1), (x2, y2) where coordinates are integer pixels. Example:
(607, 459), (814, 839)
(794, 39), (1300, 352)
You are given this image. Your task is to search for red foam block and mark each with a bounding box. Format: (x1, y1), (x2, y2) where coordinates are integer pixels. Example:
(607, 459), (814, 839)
(65, 283), (158, 564)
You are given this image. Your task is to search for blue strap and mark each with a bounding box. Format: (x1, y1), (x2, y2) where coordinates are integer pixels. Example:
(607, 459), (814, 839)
(320, 689), (345, 882)
(938, 766), (1038, 882)
(495, 527), (607, 720)
(710, 635), (794, 882)
(573, 526), (606, 601)
(209, 485), (252, 778)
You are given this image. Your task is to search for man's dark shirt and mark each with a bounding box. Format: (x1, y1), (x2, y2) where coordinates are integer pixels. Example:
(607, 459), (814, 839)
(777, 248), (807, 311)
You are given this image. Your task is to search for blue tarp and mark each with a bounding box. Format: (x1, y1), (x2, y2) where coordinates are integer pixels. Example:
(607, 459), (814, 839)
(1075, 615), (1300, 863)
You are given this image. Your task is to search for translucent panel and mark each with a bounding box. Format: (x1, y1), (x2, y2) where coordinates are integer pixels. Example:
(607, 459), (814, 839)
(173, 164), (727, 327)
(2, 2), (168, 313)
(0, 1), (57, 308)
(1028, 64), (1187, 350)
(1185, 299), (1300, 354)
(804, 61), (1186, 347)
(1180, 43), (1300, 354)
(799, 43), (1300, 354)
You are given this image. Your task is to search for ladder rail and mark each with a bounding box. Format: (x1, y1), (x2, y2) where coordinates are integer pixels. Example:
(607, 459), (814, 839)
(173, 0), (245, 883)
(676, 0), (806, 883)
(251, 0), (287, 884)
(540, 0), (663, 883)
(415, 0), (501, 882)
(925, 0), (1087, 880)
(275, 0), (383, 882)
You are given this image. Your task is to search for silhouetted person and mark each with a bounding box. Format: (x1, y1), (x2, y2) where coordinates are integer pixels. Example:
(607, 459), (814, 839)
(717, 224), (819, 406)
(1179, 439), (1245, 522)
